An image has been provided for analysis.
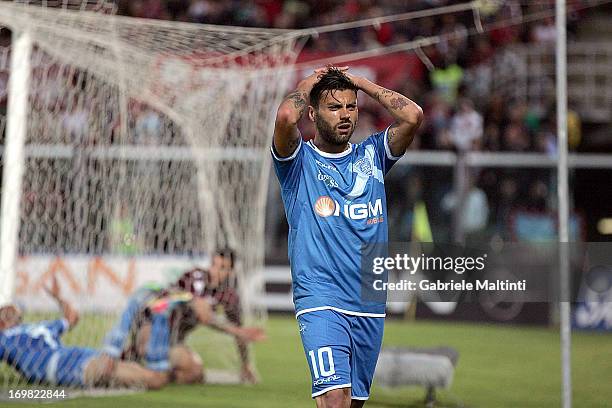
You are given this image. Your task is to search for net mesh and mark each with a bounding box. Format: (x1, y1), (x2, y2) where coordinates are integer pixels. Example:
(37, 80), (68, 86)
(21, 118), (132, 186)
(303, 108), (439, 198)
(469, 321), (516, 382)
(0, 0), (300, 393)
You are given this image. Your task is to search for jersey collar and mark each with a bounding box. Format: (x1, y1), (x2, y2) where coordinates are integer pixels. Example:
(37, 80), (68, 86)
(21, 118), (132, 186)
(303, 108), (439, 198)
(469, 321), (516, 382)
(307, 140), (353, 159)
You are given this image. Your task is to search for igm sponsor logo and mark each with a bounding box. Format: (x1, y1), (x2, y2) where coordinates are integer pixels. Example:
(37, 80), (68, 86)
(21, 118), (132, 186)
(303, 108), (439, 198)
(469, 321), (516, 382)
(314, 196), (384, 224)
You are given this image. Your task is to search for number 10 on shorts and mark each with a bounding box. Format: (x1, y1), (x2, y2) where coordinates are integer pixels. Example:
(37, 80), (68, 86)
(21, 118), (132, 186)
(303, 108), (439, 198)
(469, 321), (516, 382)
(308, 347), (335, 379)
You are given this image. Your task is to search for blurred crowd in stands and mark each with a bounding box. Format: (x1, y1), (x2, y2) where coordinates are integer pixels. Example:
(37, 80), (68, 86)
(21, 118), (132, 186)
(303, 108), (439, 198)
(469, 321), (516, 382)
(114, 0), (586, 158)
(111, 0), (583, 145)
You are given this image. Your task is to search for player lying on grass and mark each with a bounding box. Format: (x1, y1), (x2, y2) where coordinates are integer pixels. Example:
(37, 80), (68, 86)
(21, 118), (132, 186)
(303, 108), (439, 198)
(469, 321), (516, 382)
(103, 248), (264, 384)
(272, 66), (422, 407)
(0, 277), (168, 389)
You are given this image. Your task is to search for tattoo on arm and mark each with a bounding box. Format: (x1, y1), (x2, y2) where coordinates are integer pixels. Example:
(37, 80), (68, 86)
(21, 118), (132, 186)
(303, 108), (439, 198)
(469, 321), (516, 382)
(373, 88), (394, 103)
(287, 138), (299, 151)
(388, 123), (399, 144)
(285, 90), (307, 115)
(390, 97), (409, 110)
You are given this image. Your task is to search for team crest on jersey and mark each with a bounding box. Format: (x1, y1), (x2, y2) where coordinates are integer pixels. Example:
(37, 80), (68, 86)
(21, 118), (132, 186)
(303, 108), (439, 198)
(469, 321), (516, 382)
(354, 157), (372, 177)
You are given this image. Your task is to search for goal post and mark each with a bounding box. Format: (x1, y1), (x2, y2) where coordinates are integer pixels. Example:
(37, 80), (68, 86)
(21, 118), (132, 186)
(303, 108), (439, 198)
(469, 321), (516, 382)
(0, 29), (31, 307)
(0, 1), (301, 391)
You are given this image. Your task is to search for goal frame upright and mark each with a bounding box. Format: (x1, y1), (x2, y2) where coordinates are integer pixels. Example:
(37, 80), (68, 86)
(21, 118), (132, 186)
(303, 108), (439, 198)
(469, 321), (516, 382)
(0, 29), (31, 306)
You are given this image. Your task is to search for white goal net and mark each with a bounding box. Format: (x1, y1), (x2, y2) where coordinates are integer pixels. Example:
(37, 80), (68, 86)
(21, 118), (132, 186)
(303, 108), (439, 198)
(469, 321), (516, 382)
(0, 0), (300, 393)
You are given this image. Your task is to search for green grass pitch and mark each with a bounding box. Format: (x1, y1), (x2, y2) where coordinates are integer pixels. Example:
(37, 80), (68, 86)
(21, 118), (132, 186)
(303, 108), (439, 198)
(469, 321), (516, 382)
(4, 315), (612, 407)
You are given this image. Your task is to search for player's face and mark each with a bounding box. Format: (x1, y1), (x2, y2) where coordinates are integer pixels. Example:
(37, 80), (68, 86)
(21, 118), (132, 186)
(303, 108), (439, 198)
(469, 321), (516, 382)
(311, 89), (358, 146)
(210, 255), (233, 286)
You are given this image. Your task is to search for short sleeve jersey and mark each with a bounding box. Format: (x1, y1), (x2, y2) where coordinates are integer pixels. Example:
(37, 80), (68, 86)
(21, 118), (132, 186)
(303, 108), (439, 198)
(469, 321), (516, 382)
(0, 319), (69, 383)
(272, 126), (402, 316)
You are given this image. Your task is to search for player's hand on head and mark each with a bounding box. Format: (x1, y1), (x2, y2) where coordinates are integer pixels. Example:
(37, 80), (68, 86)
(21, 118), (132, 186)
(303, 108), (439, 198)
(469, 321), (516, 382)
(342, 70), (363, 89)
(313, 65), (362, 89)
(314, 65), (348, 75)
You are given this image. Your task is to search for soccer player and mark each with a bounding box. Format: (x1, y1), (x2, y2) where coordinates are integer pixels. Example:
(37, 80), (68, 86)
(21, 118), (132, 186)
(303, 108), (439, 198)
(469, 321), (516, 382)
(103, 248), (263, 384)
(272, 66), (423, 407)
(0, 277), (168, 389)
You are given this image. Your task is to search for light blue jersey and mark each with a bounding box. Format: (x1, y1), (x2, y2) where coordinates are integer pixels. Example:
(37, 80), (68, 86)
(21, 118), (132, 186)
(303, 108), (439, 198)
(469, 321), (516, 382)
(0, 319), (68, 384)
(272, 126), (401, 317)
(0, 319), (99, 386)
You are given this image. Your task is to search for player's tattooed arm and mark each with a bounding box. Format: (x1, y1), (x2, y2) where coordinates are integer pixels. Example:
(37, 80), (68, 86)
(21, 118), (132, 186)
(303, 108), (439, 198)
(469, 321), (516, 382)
(285, 90), (308, 116)
(273, 85), (311, 158)
(387, 123), (399, 144)
(347, 74), (423, 157)
(273, 67), (330, 158)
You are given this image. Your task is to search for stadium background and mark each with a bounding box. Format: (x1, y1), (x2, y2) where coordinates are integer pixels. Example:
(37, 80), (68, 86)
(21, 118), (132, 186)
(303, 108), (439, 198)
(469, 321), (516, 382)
(1, 0), (612, 407)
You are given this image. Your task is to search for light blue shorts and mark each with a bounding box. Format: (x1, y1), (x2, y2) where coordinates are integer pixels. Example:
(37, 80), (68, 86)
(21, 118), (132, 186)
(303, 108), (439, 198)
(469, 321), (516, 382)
(48, 347), (100, 387)
(297, 309), (384, 400)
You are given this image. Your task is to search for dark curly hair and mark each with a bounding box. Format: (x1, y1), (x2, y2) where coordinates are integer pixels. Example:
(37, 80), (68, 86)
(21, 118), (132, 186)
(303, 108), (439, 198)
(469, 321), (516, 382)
(309, 68), (358, 110)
